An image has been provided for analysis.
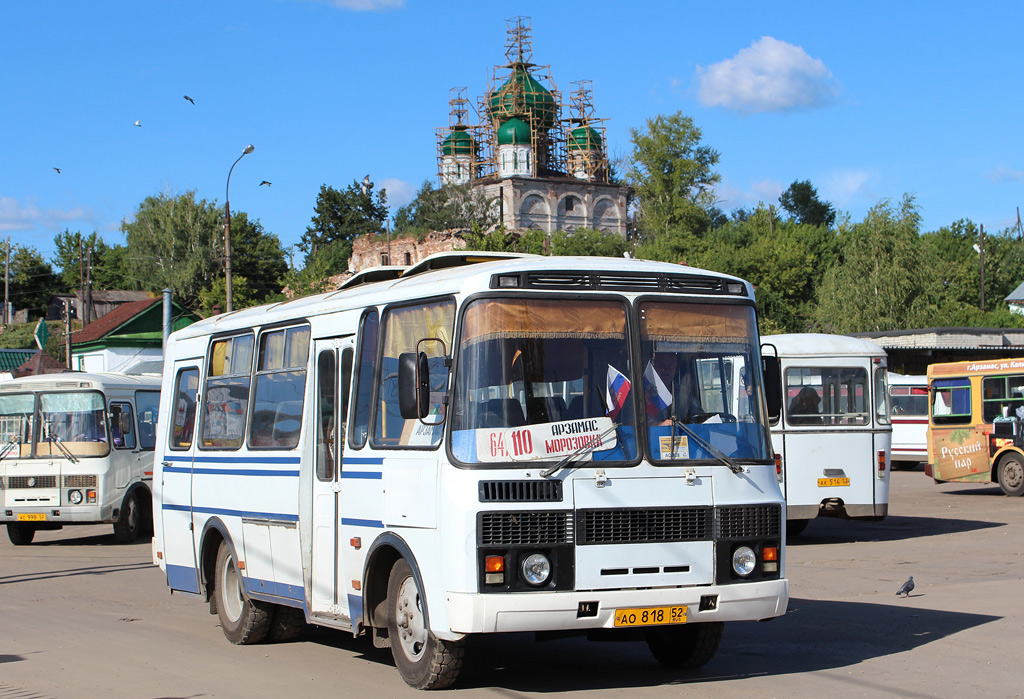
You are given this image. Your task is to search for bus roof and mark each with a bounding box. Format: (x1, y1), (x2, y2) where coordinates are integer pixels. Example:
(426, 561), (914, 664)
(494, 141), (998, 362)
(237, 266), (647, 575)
(173, 254), (754, 342)
(0, 372), (162, 393)
(927, 357), (1024, 380)
(887, 371), (927, 385)
(762, 333), (887, 358)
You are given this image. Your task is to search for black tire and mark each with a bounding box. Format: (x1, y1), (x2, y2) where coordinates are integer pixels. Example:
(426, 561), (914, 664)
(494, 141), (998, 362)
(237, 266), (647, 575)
(645, 621), (724, 669)
(214, 541), (271, 644)
(386, 558), (464, 690)
(7, 522), (36, 546)
(113, 490), (144, 543)
(997, 453), (1024, 497)
(266, 604), (308, 643)
(786, 518), (810, 537)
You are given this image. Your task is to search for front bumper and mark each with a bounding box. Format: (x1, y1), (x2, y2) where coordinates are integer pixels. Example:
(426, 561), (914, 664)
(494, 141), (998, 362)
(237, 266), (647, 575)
(445, 578), (789, 635)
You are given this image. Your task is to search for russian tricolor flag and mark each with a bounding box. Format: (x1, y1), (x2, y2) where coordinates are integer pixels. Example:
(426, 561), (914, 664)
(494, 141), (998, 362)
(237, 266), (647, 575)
(605, 365), (631, 420)
(643, 360), (672, 417)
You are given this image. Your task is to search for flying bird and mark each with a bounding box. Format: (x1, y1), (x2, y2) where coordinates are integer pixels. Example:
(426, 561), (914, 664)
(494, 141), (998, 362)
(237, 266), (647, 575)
(134, 120), (142, 127)
(53, 167), (61, 174)
(184, 95), (195, 105)
(896, 576), (915, 597)
(259, 180), (272, 187)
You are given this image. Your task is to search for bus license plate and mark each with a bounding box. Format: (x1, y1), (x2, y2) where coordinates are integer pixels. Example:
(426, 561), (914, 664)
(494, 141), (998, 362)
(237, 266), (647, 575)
(17, 513), (47, 522)
(613, 605), (687, 627)
(818, 478), (850, 487)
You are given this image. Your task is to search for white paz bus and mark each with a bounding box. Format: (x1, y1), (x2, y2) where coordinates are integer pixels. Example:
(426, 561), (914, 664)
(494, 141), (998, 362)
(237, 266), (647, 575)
(761, 334), (892, 536)
(153, 253), (789, 689)
(0, 371), (161, 545)
(887, 372), (928, 470)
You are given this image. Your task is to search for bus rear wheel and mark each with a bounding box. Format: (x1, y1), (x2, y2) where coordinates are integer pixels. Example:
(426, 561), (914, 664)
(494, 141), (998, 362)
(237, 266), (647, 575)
(645, 621), (724, 669)
(214, 541), (271, 644)
(998, 454), (1024, 497)
(386, 558), (464, 690)
(7, 523), (35, 545)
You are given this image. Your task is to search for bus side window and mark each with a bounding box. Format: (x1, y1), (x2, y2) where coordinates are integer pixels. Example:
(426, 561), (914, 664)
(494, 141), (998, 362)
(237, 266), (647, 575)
(170, 368), (200, 450)
(250, 325), (310, 450)
(135, 390), (160, 450)
(201, 334), (254, 450)
(350, 310), (379, 449)
(316, 350), (336, 480)
(109, 402), (136, 449)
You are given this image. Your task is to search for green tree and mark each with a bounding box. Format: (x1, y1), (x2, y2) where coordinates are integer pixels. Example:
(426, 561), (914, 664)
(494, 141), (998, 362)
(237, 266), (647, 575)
(284, 240), (353, 298)
(778, 180), (836, 229)
(549, 228), (629, 257)
(8, 245), (61, 319)
(626, 111), (721, 239)
(393, 181), (498, 238)
(813, 195), (937, 332)
(225, 211), (288, 303)
(301, 180), (388, 266)
(52, 229), (131, 291)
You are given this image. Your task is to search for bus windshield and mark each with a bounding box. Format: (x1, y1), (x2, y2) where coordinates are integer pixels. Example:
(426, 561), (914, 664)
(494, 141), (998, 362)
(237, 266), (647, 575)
(451, 296), (637, 466)
(638, 300), (772, 463)
(0, 391), (110, 458)
(0, 393), (34, 458)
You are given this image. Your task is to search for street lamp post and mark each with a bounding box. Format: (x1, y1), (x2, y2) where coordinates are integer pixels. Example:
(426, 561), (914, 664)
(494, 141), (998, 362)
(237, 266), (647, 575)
(225, 144), (254, 313)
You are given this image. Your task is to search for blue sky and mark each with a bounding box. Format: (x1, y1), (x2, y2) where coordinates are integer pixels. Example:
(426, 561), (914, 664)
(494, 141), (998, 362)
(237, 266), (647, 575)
(4, 1), (1024, 266)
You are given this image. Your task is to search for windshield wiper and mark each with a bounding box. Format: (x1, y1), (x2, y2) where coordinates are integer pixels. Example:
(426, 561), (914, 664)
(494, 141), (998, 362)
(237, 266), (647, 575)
(670, 418), (745, 474)
(45, 420), (79, 463)
(0, 437), (18, 462)
(541, 423), (619, 479)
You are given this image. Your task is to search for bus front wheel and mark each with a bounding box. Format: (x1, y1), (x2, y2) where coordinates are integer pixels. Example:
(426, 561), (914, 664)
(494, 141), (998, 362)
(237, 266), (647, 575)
(214, 541), (271, 644)
(7, 523), (35, 545)
(385, 558), (464, 690)
(997, 454), (1024, 497)
(113, 490), (145, 543)
(645, 621), (724, 669)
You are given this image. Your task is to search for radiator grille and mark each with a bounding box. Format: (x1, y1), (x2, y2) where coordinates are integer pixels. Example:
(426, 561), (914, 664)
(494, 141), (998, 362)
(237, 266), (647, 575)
(715, 504), (782, 539)
(479, 511), (573, 545)
(8, 475), (57, 489)
(479, 480), (562, 502)
(578, 507), (713, 545)
(63, 474), (97, 488)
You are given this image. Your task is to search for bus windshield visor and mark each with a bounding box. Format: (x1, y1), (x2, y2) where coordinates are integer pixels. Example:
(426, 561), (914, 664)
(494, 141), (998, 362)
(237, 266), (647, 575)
(451, 297), (637, 465)
(638, 300), (772, 463)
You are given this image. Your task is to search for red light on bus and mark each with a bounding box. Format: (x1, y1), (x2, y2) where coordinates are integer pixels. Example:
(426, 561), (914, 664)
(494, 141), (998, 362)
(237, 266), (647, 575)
(762, 546), (778, 562)
(877, 450), (887, 476)
(485, 555), (504, 573)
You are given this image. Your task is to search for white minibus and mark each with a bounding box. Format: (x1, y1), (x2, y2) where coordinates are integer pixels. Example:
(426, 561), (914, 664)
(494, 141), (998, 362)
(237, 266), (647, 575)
(153, 253), (789, 689)
(887, 372), (928, 469)
(1, 371), (161, 544)
(761, 334), (892, 536)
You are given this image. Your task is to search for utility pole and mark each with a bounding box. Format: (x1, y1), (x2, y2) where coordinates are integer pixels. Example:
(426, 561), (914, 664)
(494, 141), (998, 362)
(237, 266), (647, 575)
(4, 236), (9, 325)
(979, 224), (986, 311)
(63, 297), (72, 368)
(84, 247), (93, 327)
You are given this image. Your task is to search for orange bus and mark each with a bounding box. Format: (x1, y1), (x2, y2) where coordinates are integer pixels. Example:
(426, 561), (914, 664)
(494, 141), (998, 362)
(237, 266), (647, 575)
(926, 358), (1024, 496)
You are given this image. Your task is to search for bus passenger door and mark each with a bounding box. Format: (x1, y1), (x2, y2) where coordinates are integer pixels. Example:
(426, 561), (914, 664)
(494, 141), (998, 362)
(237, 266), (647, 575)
(161, 362), (202, 593)
(310, 337), (354, 619)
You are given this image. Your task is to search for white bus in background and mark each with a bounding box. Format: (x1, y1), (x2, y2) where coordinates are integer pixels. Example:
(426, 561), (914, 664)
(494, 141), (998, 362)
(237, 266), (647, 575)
(0, 372), (161, 545)
(761, 334), (892, 537)
(887, 372), (929, 470)
(153, 253), (789, 690)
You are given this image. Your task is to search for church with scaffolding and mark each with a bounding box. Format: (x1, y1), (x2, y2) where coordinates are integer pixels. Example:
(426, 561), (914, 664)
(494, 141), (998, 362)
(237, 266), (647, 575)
(437, 17), (629, 236)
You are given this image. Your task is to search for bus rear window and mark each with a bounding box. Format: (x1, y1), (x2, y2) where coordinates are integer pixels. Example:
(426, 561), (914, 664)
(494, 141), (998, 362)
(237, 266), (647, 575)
(932, 379), (971, 425)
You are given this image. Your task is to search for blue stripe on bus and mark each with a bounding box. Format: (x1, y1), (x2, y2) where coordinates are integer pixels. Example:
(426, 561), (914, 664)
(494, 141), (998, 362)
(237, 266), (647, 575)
(343, 457), (385, 465)
(348, 593), (364, 627)
(166, 564), (201, 594)
(245, 577), (306, 602)
(163, 503), (299, 522)
(163, 454), (302, 464)
(341, 517), (385, 528)
(164, 466), (300, 477)
(340, 471), (382, 479)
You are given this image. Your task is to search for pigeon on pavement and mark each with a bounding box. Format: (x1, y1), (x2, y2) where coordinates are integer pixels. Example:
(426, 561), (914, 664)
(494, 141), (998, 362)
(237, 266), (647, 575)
(896, 576), (914, 597)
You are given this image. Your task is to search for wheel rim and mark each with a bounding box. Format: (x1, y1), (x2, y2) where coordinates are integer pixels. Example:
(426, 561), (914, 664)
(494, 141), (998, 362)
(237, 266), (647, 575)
(220, 553), (244, 622)
(1004, 459), (1024, 490)
(394, 576), (427, 662)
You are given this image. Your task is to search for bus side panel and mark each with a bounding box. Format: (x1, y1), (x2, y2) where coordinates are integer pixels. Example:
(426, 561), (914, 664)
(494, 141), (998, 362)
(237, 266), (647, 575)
(930, 424), (993, 483)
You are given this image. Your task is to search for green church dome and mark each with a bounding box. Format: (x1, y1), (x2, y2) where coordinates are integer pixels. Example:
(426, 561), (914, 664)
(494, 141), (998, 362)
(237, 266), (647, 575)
(441, 128), (475, 156)
(487, 65), (557, 130)
(568, 125), (602, 151)
(497, 118), (532, 145)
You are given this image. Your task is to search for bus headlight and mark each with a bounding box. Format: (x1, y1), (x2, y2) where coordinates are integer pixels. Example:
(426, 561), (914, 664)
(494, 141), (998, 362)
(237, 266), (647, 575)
(732, 546), (757, 576)
(520, 552), (551, 586)
(68, 489), (83, 505)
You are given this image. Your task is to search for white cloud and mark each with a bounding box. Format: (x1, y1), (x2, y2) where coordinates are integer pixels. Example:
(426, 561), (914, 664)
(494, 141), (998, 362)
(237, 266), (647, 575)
(0, 196), (99, 234)
(714, 178), (784, 211)
(379, 178), (417, 212)
(821, 169), (873, 207)
(696, 37), (839, 114)
(304, 0), (404, 10)
(987, 166), (1024, 183)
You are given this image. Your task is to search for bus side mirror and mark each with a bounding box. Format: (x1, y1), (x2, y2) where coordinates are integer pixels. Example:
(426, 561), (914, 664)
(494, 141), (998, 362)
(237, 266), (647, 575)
(762, 355), (782, 421)
(398, 351), (430, 419)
